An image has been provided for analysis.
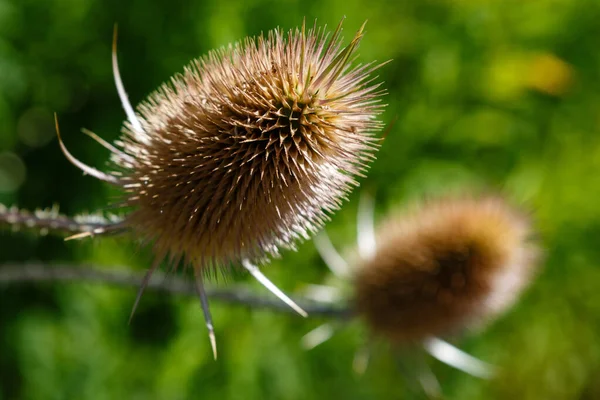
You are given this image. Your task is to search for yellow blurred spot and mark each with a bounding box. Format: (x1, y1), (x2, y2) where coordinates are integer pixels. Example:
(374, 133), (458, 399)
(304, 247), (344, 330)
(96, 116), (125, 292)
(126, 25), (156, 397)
(485, 52), (529, 101)
(526, 53), (574, 96)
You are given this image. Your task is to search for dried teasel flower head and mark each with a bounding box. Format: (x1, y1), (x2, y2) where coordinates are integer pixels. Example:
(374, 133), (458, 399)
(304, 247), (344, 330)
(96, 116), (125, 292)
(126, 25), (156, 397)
(308, 193), (537, 381)
(354, 196), (540, 345)
(55, 19), (387, 358)
(115, 19), (385, 269)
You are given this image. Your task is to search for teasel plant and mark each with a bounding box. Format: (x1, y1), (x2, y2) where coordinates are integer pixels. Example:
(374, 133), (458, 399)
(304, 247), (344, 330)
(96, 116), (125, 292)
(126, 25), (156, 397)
(298, 192), (541, 397)
(0, 18), (541, 395)
(0, 19), (388, 359)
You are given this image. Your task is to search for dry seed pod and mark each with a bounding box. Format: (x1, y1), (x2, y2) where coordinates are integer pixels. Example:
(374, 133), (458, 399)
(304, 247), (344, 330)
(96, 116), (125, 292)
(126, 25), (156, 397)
(115, 20), (384, 270)
(354, 196), (539, 344)
(310, 193), (528, 382)
(55, 20), (386, 357)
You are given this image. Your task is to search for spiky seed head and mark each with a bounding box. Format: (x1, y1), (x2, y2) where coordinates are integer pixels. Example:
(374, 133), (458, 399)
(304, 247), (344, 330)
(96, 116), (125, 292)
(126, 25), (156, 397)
(111, 21), (385, 272)
(354, 196), (540, 344)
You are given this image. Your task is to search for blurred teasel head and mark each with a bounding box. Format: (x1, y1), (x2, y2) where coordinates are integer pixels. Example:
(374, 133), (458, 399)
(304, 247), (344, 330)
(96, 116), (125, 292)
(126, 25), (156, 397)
(354, 196), (540, 344)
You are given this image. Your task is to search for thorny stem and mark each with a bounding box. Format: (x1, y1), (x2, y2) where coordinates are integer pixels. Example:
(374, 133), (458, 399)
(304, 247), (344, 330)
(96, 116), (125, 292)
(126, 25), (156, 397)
(0, 263), (352, 318)
(0, 204), (124, 237)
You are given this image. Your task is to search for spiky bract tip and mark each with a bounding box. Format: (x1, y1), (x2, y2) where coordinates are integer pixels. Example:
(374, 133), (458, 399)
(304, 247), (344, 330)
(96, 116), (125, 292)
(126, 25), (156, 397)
(109, 20), (386, 272)
(354, 196), (540, 343)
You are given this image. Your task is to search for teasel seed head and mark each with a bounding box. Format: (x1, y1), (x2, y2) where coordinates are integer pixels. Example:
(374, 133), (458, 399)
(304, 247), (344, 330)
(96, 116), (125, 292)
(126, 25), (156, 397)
(55, 20), (387, 357)
(111, 20), (384, 271)
(354, 196), (540, 344)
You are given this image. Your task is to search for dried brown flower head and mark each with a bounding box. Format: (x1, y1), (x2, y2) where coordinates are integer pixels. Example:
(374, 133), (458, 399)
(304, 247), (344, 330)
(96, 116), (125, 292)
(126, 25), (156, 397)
(56, 20), (386, 357)
(113, 20), (384, 270)
(354, 196), (539, 344)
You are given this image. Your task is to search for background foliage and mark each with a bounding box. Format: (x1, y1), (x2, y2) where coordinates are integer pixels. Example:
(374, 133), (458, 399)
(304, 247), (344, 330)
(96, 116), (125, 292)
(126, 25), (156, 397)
(1, 0), (600, 398)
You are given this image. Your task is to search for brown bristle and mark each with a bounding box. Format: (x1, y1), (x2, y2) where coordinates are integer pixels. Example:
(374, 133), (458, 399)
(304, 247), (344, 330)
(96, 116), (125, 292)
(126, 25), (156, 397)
(354, 196), (540, 344)
(109, 21), (386, 272)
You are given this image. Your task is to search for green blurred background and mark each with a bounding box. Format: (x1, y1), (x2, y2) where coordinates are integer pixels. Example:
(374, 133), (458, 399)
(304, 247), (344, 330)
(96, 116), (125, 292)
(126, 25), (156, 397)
(1, 0), (600, 398)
